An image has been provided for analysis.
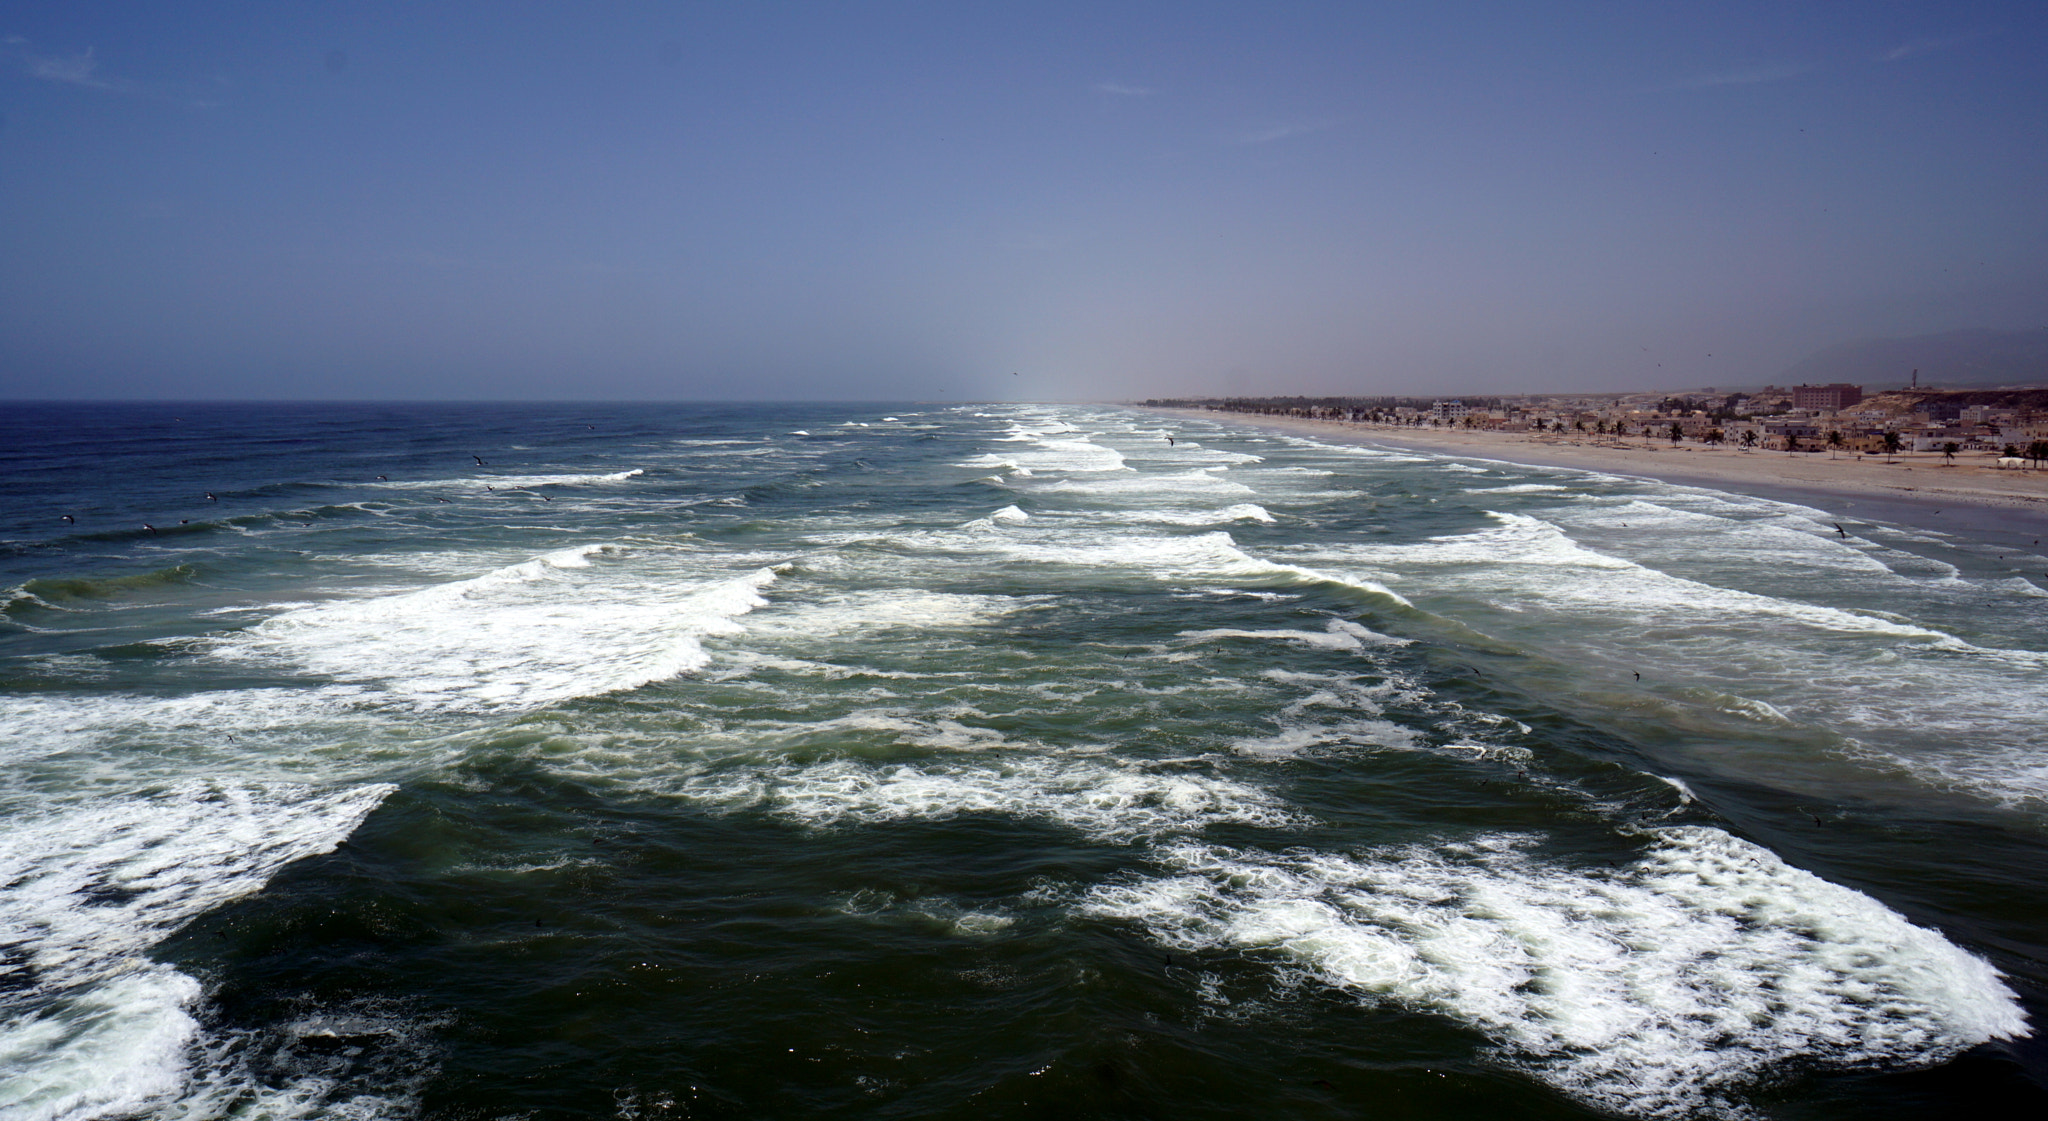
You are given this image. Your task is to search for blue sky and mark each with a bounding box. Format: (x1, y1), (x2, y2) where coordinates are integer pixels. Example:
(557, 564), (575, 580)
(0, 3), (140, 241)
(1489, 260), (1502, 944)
(3, 2), (2043, 401)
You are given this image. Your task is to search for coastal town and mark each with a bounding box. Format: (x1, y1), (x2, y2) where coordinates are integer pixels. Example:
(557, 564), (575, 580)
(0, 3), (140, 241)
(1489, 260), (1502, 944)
(1146, 383), (2048, 465)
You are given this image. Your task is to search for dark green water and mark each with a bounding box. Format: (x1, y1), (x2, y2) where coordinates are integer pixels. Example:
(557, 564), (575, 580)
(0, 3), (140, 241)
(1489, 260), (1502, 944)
(2, 402), (2044, 1119)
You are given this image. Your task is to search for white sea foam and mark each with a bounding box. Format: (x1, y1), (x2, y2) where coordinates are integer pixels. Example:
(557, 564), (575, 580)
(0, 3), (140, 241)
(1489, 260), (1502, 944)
(983, 531), (1413, 608)
(216, 547), (783, 710)
(1656, 775), (1698, 802)
(678, 756), (1304, 842)
(1034, 471), (1256, 499)
(1228, 716), (1423, 757)
(1180, 618), (1405, 652)
(1156, 445), (1265, 466)
(1464, 483), (1572, 494)
(1294, 509), (2048, 805)
(1105, 503), (1275, 526)
(0, 687), (383, 779)
(745, 590), (1027, 640)
(1321, 512), (1967, 642)
(837, 890), (1016, 938)
(0, 781), (394, 1121)
(1086, 827), (2027, 1118)
(961, 505), (1031, 531)
(961, 435), (1128, 475)
(376, 468), (643, 490)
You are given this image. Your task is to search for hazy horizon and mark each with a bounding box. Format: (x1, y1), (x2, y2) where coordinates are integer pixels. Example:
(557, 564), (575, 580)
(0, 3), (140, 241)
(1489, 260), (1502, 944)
(4, 3), (2044, 402)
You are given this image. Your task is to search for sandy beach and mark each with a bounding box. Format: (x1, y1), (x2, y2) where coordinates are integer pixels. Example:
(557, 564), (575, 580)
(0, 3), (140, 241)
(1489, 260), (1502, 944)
(1142, 407), (2048, 544)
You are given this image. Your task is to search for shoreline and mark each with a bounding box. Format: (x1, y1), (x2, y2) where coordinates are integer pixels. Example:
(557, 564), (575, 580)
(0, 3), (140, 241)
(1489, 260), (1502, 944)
(1139, 407), (2048, 546)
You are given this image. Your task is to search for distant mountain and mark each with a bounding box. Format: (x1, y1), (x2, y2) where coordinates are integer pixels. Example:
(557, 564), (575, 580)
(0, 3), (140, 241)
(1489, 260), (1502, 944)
(1777, 328), (2048, 390)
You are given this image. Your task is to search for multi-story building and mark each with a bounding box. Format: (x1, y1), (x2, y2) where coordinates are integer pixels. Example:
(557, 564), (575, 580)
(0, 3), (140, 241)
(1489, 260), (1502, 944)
(1791, 383), (1864, 411)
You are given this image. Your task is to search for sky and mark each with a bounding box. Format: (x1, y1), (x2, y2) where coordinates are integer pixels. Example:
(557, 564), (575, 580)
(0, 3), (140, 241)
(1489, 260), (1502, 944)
(2, 2), (2044, 402)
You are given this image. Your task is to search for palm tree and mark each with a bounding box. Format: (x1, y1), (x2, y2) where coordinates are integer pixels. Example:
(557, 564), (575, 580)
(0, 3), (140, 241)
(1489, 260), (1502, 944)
(1739, 429), (1758, 451)
(1668, 421), (1684, 445)
(1826, 430), (1843, 459)
(1882, 430), (1903, 462)
(2029, 439), (2048, 468)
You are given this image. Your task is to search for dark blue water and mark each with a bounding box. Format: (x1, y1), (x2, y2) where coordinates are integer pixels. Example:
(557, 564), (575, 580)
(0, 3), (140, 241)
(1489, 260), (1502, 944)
(3, 402), (2045, 1119)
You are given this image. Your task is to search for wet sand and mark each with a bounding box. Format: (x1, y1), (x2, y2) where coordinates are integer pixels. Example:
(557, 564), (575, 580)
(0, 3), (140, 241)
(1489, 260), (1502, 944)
(1142, 408), (2048, 547)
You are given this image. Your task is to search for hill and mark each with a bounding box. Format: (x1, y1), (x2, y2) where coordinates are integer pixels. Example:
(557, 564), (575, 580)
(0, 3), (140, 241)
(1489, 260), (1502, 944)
(1777, 328), (2048, 390)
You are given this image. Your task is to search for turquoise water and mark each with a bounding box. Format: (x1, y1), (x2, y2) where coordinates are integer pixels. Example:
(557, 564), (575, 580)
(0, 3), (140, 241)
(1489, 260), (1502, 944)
(2, 401), (2044, 1119)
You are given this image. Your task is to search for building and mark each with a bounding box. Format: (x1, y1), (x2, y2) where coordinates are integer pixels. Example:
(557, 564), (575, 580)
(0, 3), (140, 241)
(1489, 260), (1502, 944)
(1791, 383), (1864, 411)
(1431, 400), (1469, 421)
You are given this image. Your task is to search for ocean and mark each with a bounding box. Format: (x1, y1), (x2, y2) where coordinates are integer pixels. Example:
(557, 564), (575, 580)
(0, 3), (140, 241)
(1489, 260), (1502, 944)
(2, 400), (2044, 1120)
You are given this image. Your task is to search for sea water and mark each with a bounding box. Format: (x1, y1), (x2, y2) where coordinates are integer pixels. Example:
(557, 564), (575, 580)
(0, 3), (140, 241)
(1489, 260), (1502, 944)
(1, 401), (2044, 1119)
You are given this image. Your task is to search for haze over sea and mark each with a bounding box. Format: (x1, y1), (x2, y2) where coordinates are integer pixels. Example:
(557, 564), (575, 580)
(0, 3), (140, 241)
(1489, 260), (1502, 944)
(3, 400), (2045, 1120)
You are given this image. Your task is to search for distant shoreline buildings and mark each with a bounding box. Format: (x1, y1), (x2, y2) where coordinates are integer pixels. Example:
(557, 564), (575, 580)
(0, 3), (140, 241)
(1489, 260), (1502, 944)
(1141, 384), (2048, 462)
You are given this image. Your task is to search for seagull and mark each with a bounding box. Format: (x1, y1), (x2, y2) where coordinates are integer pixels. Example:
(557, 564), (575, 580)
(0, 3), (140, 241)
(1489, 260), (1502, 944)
(377, 475), (388, 480)
(205, 492), (217, 501)
(61, 514), (75, 524)
(472, 455), (485, 466)
(1833, 523), (1847, 538)
(1632, 671), (1640, 681)
(143, 524), (157, 535)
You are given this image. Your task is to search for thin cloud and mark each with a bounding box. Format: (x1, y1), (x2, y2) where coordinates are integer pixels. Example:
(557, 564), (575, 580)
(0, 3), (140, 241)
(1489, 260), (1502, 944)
(1665, 63), (1810, 90)
(1232, 120), (1330, 144)
(27, 45), (123, 91)
(1094, 81), (1156, 96)
(1877, 32), (1980, 62)
(9, 38), (217, 105)
(10, 40), (139, 94)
